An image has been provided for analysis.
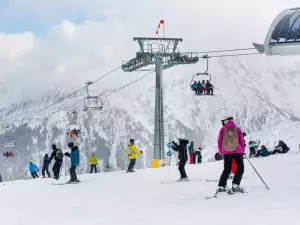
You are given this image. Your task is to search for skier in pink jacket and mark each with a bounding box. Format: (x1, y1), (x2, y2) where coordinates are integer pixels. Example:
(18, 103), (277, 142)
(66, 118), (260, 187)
(217, 117), (245, 193)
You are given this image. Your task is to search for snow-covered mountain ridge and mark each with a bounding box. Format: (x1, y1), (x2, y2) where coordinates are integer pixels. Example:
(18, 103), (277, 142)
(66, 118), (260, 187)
(1, 55), (300, 181)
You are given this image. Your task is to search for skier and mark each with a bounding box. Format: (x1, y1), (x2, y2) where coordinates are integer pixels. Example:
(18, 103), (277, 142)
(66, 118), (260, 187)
(188, 141), (195, 164)
(255, 145), (269, 157)
(249, 140), (258, 158)
(0, 174), (2, 182)
(126, 139), (143, 173)
(271, 140), (289, 154)
(172, 138), (189, 181)
(29, 162), (39, 178)
(217, 117), (245, 193)
(42, 154), (51, 178)
(48, 144), (64, 180)
(194, 147), (202, 164)
(64, 142), (80, 183)
(89, 154), (98, 173)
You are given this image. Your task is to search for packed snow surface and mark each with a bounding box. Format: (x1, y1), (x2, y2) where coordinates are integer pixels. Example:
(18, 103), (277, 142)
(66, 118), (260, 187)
(1, 152), (300, 225)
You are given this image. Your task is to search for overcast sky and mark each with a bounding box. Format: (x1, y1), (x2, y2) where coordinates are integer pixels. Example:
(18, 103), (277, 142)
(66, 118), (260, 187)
(0, 0), (299, 104)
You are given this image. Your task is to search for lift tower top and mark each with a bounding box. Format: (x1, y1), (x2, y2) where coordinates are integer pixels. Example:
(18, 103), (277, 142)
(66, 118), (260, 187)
(122, 37), (199, 168)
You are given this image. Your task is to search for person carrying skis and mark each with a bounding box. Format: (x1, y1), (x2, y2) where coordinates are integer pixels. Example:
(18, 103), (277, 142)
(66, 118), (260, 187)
(89, 154), (98, 173)
(188, 141), (195, 164)
(172, 138), (189, 181)
(42, 154), (51, 178)
(29, 162), (39, 178)
(48, 144), (64, 180)
(217, 117), (245, 193)
(126, 139), (143, 173)
(64, 142), (80, 183)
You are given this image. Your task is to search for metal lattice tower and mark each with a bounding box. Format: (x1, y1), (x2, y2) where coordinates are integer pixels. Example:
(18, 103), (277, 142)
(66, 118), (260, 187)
(122, 37), (199, 166)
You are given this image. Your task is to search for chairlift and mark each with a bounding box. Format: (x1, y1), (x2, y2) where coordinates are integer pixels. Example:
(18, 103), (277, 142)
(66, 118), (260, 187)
(66, 111), (81, 138)
(83, 81), (103, 111)
(190, 55), (214, 96)
(2, 136), (16, 148)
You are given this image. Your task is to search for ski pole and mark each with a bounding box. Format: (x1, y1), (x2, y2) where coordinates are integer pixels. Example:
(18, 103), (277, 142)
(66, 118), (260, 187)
(245, 156), (270, 190)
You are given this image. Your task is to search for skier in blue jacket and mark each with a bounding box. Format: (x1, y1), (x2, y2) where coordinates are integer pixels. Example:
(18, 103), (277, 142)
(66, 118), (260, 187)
(29, 162), (39, 178)
(64, 142), (80, 183)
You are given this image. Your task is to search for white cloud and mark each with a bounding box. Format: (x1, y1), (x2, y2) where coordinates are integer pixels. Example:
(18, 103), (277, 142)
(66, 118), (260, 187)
(0, 0), (300, 106)
(0, 32), (35, 59)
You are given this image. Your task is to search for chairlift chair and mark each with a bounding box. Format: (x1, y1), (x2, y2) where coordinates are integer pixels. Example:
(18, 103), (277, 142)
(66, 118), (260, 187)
(190, 55), (214, 96)
(83, 81), (103, 111)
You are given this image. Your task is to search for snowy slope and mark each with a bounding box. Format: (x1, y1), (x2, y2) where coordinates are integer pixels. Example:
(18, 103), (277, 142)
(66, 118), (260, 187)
(2, 54), (300, 180)
(1, 151), (300, 225)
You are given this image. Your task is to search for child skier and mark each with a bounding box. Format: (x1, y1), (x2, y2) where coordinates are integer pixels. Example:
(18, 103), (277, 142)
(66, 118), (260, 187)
(64, 142), (80, 183)
(172, 138), (189, 181)
(89, 154), (98, 173)
(217, 117), (245, 193)
(29, 162), (39, 179)
(194, 147), (202, 164)
(42, 154), (51, 178)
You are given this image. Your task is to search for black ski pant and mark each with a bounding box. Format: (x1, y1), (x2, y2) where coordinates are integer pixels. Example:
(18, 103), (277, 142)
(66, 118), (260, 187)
(42, 165), (51, 177)
(249, 147), (256, 157)
(127, 159), (136, 172)
(52, 160), (62, 178)
(90, 165), (97, 173)
(31, 172), (39, 178)
(178, 160), (188, 178)
(218, 153), (244, 188)
(194, 152), (202, 164)
(69, 166), (77, 181)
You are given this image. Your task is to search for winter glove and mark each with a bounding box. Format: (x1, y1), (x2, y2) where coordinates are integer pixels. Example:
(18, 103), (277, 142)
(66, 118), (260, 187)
(140, 151), (143, 154)
(64, 152), (70, 157)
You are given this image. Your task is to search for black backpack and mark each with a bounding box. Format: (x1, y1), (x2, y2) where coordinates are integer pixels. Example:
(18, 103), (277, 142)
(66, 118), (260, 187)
(56, 149), (64, 160)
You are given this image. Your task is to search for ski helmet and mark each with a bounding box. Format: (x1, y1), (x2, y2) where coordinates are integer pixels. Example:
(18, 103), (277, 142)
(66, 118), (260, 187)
(68, 142), (74, 148)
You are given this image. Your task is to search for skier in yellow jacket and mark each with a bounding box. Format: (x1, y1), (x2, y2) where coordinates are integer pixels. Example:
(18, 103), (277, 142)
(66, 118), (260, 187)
(89, 154), (98, 173)
(126, 139), (143, 173)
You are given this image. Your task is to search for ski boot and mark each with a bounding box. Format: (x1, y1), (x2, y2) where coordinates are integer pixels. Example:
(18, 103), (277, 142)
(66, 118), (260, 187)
(229, 184), (245, 194)
(176, 177), (189, 182)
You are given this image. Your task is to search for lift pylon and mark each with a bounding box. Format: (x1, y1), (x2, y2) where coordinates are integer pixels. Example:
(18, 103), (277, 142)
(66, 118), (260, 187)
(122, 37), (199, 168)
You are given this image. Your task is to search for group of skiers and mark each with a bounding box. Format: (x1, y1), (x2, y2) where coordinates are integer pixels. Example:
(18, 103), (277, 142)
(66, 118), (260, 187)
(168, 117), (246, 193)
(248, 140), (290, 158)
(191, 80), (214, 95)
(3, 151), (14, 157)
(28, 142), (80, 183)
(187, 141), (202, 164)
(66, 128), (81, 137)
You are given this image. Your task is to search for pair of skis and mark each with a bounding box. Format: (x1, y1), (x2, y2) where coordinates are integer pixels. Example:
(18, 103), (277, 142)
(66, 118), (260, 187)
(205, 188), (247, 200)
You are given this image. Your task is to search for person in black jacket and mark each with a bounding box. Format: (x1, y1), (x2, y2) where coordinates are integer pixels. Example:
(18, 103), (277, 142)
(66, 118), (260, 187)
(272, 140), (289, 154)
(42, 154), (51, 178)
(48, 144), (64, 180)
(172, 139), (189, 181)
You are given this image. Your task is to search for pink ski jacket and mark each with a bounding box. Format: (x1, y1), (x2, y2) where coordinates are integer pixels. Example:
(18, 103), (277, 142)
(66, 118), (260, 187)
(218, 120), (245, 155)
